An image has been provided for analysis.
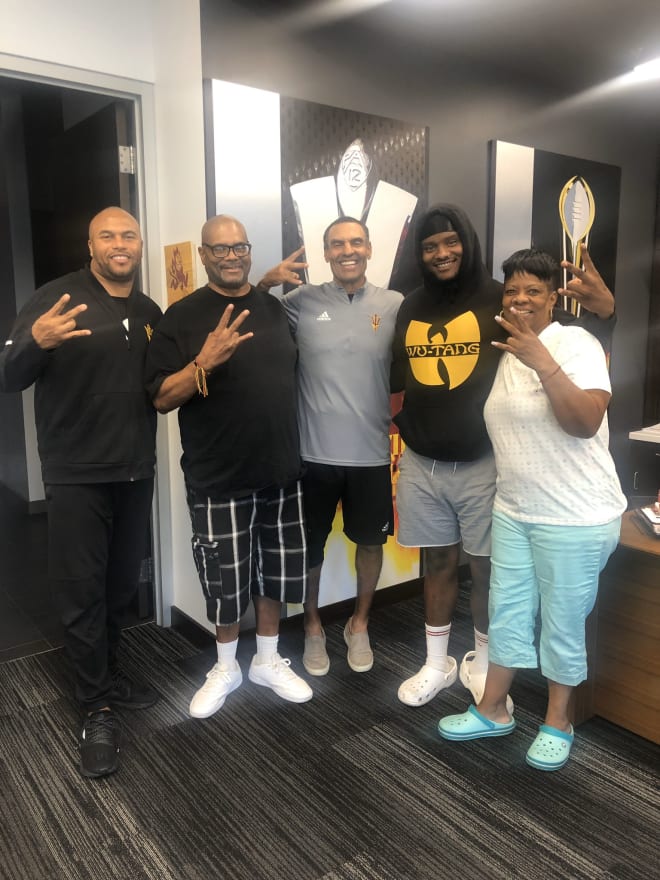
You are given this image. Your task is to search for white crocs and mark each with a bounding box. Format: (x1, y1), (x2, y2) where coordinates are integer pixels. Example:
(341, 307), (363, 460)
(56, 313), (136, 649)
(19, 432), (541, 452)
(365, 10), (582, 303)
(459, 650), (514, 715)
(398, 658), (457, 707)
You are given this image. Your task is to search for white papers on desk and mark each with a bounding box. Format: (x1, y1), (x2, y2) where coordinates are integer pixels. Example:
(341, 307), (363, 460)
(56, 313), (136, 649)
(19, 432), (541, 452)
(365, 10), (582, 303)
(629, 423), (660, 443)
(635, 506), (660, 536)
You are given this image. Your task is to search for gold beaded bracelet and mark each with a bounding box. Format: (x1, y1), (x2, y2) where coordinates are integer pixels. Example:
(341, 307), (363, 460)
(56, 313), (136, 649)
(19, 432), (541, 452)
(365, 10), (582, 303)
(193, 359), (209, 397)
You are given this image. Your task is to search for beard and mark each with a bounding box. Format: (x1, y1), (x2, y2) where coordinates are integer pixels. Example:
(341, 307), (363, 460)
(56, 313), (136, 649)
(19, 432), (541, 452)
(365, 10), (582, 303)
(91, 256), (138, 285)
(207, 262), (249, 291)
(102, 264), (137, 282)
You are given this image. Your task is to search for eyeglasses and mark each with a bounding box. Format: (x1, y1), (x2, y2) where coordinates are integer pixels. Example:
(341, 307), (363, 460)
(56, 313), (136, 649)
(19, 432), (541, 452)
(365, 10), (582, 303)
(202, 242), (252, 259)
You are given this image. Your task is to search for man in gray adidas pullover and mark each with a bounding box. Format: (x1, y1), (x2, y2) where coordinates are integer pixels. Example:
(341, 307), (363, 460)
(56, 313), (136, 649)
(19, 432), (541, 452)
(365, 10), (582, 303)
(263, 216), (402, 677)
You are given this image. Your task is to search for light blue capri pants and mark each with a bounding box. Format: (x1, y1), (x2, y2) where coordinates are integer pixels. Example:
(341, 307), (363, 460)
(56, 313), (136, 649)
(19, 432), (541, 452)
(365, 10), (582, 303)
(488, 510), (621, 686)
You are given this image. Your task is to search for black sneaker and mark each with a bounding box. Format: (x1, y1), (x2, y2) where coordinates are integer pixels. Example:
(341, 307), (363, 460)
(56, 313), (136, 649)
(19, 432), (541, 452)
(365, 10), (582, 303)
(109, 670), (159, 710)
(79, 710), (121, 778)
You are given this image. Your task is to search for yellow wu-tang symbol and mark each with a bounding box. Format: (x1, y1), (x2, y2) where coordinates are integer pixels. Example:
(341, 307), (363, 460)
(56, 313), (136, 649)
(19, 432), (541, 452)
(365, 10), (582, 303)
(405, 311), (480, 388)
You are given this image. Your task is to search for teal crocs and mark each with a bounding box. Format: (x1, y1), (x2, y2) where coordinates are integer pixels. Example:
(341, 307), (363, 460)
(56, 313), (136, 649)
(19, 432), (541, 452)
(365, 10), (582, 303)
(526, 724), (574, 771)
(438, 704), (516, 741)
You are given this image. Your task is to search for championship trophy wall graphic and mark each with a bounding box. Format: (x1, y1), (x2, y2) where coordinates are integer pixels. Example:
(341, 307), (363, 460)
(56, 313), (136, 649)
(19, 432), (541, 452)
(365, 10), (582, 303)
(558, 175), (596, 316)
(488, 140), (620, 308)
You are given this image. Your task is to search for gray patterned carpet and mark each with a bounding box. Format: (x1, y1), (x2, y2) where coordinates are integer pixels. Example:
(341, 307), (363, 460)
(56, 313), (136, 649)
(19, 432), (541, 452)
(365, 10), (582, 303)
(0, 589), (658, 879)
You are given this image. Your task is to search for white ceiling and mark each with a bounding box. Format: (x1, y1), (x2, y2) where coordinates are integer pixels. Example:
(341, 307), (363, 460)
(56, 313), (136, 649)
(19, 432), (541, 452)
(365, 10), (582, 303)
(238, 0), (660, 122)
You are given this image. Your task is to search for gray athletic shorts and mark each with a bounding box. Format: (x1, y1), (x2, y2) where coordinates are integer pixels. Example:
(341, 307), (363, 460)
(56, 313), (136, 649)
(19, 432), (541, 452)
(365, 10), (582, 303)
(395, 447), (496, 556)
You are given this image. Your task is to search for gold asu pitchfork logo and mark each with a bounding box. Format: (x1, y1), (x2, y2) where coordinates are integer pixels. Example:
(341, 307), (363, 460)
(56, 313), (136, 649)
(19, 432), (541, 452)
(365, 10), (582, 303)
(405, 311), (480, 388)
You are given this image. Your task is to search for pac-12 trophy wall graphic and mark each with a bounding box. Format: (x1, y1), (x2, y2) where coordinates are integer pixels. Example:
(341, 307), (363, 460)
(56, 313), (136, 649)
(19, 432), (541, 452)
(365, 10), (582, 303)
(558, 175), (596, 316)
(289, 137), (418, 288)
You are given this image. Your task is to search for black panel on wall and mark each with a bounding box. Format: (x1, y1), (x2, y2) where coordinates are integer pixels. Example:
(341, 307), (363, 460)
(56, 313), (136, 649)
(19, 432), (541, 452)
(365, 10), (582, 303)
(530, 150), (620, 295)
(644, 155), (660, 425)
(279, 96), (428, 293)
(0, 97), (28, 501)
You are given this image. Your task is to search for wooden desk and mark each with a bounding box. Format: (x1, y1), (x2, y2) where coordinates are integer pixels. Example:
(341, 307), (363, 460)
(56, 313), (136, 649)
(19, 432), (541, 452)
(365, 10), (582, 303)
(619, 507), (660, 554)
(573, 511), (660, 743)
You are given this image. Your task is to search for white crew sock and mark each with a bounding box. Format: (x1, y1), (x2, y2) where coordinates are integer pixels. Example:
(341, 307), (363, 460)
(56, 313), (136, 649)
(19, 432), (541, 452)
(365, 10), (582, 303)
(472, 628), (489, 673)
(217, 638), (238, 668)
(425, 623), (452, 672)
(255, 633), (279, 664)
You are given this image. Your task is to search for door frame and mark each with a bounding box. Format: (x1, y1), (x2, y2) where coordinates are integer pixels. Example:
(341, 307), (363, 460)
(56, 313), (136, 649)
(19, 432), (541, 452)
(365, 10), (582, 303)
(0, 53), (169, 626)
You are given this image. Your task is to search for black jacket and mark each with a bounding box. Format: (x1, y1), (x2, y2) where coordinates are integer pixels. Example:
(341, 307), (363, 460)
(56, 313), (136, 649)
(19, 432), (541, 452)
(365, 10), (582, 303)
(0, 268), (162, 484)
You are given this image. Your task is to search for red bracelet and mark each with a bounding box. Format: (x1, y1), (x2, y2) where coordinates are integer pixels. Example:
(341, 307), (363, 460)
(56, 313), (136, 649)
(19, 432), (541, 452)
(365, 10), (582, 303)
(541, 365), (561, 382)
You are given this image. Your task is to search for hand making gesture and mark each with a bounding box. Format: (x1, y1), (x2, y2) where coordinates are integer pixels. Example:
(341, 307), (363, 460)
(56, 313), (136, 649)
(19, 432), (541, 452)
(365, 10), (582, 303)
(31, 294), (91, 350)
(559, 246), (614, 319)
(195, 304), (253, 371)
(493, 307), (558, 377)
(257, 247), (308, 291)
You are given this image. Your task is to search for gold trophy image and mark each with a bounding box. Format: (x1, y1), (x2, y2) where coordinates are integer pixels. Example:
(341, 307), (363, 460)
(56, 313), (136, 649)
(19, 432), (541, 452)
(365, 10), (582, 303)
(558, 175), (595, 316)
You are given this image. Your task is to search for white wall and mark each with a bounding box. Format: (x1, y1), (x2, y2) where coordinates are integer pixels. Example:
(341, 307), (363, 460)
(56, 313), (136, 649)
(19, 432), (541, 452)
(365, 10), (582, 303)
(1, 0), (211, 630)
(150, 2), (214, 631)
(1, 0), (156, 82)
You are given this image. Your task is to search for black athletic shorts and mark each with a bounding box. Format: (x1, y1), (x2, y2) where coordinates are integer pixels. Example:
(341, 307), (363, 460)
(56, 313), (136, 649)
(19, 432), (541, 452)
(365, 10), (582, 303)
(302, 462), (393, 567)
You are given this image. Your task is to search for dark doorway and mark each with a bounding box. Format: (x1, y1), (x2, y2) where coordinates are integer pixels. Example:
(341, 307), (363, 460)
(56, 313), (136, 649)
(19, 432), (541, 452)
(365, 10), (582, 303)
(0, 76), (153, 661)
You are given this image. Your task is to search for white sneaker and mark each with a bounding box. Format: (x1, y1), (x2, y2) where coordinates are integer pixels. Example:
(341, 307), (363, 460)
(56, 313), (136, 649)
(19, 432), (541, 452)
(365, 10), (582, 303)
(189, 661), (242, 718)
(398, 658), (457, 707)
(248, 654), (313, 703)
(459, 651), (515, 715)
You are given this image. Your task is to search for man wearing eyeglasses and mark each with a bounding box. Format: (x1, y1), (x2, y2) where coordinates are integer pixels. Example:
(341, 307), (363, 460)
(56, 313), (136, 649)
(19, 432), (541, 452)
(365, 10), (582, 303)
(145, 214), (312, 719)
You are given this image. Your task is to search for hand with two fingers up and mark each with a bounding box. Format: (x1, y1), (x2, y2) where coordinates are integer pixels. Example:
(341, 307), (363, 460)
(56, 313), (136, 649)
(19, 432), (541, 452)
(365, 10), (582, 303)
(31, 294), (92, 350)
(194, 303), (254, 372)
(256, 247), (308, 291)
(492, 307), (558, 378)
(559, 246), (614, 319)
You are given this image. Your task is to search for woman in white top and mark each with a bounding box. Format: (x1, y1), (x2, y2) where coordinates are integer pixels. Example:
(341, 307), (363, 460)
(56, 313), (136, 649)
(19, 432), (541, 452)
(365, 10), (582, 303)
(438, 249), (626, 771)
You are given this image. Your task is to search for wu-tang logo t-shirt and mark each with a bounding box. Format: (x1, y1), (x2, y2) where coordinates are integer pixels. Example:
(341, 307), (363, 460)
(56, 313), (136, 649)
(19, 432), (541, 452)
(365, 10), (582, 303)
(405, 311), (480, 389)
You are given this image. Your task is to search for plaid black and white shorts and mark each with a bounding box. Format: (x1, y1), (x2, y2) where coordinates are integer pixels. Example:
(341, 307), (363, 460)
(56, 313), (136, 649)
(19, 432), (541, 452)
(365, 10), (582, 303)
(185, 481), (307, 626)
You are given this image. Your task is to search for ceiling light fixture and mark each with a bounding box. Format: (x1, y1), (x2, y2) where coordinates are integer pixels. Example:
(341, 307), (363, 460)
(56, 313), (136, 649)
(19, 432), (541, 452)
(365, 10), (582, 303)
(281, 0), (391, 31)
(630, 57), (660, 81)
